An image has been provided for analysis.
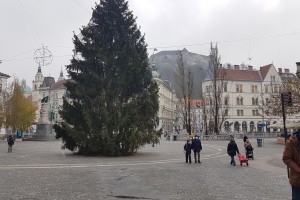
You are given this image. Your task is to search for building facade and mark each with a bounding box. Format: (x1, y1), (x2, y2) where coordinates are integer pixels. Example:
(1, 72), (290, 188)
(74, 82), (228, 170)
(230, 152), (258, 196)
(152, 64), (180, 135)
(32, 67), (66, 124)
(202, 63), (297, 134)
(0, 72), (10, 135)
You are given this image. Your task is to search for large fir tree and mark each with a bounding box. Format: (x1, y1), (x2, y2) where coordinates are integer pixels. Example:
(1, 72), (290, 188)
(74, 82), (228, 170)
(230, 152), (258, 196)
(54, 0), (160, 156)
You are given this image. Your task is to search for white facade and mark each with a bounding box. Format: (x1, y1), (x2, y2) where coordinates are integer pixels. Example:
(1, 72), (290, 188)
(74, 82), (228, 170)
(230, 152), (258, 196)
(202, 64), (295, 134)
(154, 77), (179, 134)
(0, 72), (11, 135)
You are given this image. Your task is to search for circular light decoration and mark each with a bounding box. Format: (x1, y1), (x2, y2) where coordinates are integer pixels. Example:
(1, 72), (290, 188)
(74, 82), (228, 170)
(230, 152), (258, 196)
(33, 46), (53, 66)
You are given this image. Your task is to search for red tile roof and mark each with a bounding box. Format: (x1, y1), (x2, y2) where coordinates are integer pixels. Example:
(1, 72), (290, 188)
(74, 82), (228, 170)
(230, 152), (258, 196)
(51, 79), (68, 90)
(180, 99), (203, 108)
(259, 64), (272, 79)
(220, 69), (261, 81)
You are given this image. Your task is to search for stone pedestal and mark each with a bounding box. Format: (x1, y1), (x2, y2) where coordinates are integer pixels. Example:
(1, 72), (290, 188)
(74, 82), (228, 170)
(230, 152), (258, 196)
(25, 123), (56, 141)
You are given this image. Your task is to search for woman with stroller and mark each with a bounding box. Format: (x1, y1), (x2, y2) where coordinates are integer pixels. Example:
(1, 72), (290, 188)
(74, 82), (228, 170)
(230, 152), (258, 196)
(227, 138), (240, 166)
(244, 139), (254, 159)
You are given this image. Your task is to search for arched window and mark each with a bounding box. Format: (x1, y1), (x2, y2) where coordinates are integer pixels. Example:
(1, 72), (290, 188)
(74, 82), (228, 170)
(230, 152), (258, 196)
(224, 121), (230, 132)
(242, 121), (247, 132)
(234, 121), (240, 132)
(250, 121), (254, 133)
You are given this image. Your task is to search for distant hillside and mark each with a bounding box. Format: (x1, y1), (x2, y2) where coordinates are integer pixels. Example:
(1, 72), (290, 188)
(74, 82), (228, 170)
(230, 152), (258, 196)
(149, 48), (209, 99)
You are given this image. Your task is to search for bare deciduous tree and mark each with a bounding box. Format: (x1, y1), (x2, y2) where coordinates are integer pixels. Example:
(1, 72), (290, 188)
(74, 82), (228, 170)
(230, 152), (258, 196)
(174, 51), (193, 135)
(202, 43), (229, 134)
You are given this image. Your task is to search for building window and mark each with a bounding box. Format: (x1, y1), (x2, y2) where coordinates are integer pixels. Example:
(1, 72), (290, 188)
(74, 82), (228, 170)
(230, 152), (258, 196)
(224, 84), (227, 92)
(236, 84), (243, 93)
(236, 97), (243, 105)
(237, 110), (244, 116)
(271, 76), (276, 82)
(224, 97), (229, 106)
(252, 97), (259, 105)
(265, 85), (269, 93)
(265, 98), (269, 105)
(274, 86), (278, 93)
(252, 110), (259, 116)
(251, 85), (258, 93)
(224, 109), (228, 116)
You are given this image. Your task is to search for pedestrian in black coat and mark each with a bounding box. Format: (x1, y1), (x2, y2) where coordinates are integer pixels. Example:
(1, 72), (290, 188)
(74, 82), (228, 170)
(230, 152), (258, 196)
(227, 138), (240, 166)
(184, 138), (193, 164)
(243, 135), (248, 143)
(7, 135), (14, 153)
(192, 135), (202, 163)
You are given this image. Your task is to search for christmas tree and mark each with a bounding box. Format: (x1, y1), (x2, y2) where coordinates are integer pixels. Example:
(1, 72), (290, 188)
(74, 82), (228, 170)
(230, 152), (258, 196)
(54, 0), (160, 156)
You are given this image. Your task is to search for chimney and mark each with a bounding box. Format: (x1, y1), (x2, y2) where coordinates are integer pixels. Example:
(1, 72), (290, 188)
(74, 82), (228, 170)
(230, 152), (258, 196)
(296, 62), (300, 78)
(248, 65), (253, 71)
(278, 68), (282, 73)
(234, 65), (240, 70)
(284, 68), (290, 73)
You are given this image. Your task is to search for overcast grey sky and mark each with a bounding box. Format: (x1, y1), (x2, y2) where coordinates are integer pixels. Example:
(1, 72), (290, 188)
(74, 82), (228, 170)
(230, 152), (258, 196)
(1, 0), (300, 86)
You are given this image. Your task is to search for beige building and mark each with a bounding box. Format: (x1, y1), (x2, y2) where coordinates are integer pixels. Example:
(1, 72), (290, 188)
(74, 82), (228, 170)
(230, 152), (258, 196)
(0, 72), (10, 135)
(152, 64), (180, 134)
(202, 63), (297, 134)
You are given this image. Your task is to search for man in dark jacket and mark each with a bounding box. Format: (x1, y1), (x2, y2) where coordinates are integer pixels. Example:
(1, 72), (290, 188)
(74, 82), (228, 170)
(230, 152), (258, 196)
(227, 138), (239, 166)
(192, 135), (202, 163)
(283, 131), (300, 200)
(7, 135), (14, 153)
(184, 138), (193, 164)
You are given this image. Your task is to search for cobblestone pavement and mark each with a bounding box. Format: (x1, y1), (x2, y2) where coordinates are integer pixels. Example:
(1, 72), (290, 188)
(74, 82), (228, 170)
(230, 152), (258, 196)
(0, 138), (291, 200)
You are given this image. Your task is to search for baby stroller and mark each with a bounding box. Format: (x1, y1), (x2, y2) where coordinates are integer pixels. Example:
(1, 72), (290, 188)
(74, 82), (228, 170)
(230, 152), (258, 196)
(245, 145), (254, 160)
(238, 154), (249, 166)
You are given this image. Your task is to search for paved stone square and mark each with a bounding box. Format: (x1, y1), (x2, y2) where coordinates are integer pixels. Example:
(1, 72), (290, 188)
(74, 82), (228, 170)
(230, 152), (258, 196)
(0, 138), (291, 200)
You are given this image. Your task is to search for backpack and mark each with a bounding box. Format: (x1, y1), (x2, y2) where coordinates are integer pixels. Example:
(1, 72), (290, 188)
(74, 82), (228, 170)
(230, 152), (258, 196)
(8, 136), (14, 145)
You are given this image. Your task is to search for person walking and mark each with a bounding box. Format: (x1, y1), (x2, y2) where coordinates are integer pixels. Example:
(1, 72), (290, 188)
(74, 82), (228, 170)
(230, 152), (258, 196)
(282, 131), (300, 200)
(243, 135), (248, 143)
(7, 135), (14, 153)
(192, 135), (202, 163)
(227, 138), (240, 166)
(244, 139), (253, 152)
(184, 138), (193, 164)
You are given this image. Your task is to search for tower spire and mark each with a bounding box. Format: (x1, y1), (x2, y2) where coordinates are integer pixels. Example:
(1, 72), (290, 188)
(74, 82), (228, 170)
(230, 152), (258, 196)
(58, 67), (65, 81)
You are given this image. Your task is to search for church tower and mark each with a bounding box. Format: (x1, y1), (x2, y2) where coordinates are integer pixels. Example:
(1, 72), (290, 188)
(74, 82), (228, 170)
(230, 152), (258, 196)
(57, 67), (65, 81)
(32, 66), (44, 119)
(32, 66), (44, 91)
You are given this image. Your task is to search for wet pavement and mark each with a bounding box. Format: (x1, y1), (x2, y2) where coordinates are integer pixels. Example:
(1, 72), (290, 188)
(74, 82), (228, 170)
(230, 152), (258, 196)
(0, 138), (291, 200)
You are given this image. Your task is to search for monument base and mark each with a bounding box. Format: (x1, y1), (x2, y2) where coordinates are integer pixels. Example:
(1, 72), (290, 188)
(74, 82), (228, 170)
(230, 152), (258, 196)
(23, 123), (56, 141)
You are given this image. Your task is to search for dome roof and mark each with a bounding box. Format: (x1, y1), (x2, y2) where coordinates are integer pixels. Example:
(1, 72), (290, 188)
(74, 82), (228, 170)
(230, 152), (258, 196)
(24, 85), (32, 93)
(152, 70), (159, 78)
